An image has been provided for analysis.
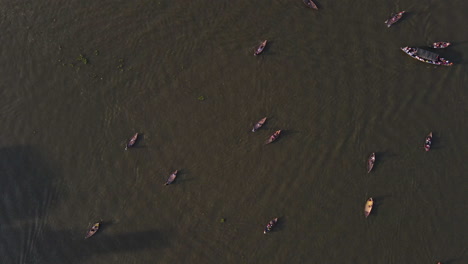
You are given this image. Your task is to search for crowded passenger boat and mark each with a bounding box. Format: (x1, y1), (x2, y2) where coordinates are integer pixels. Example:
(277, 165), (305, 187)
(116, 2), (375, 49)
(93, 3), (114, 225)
(401, 47), (453, 66)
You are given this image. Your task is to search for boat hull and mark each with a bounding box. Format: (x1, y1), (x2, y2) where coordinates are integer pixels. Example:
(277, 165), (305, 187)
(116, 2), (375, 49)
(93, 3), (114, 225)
(85, 222), (100, 239)
(264, 218), (278, 234)
(401, 47), (453, 66)
(424, 132), (433, 151)
(432, 42), (451, 49)
(367, 153), (375, 173)
(385, 11), (405, 27)
(364, 198), (373, 218)
(126, 133), (139, 149)
(165, 170), (178, 185)
(265, 130), (281, 144)
(252, 117), (267, 132)
(303, 0), (318, 10)
(254, 40), (268, 56)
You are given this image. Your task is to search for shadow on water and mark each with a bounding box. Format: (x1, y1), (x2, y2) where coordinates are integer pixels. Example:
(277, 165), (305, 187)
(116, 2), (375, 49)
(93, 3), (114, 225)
(0, 146), (62, 263)
(371, 195), (392, 217)
(444, 258), (461, 264)
(274, 216), (286, 233)
(430, 132), (444, 150)
(398, 11), (413, 24)
(0, 147), (169, 263)
(440, 49), (463, 64)
(372, 151), (396, 171)
(164, 169), (194, 185)
(30, 228), (168, 263)
(0, 146), (61, 223)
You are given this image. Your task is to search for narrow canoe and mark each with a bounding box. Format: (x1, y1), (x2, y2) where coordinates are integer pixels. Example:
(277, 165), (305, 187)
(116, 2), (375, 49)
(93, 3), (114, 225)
(254, 40), (268, 56)
(303, 0), (318, 10)
(252, 117), (267, 132)
(424, 132), (433, 152)
(164, 170), (178, 185)
(265, 130), (281, 144)
(384, 11), (405, 27)
(432, 42), (451, 49)
(125, 133), (139, 150)
(85, 222), (100, 239)
(364, 198), (373, 218)
(367, 152), (376, 173)
(263, 218), (278, 234)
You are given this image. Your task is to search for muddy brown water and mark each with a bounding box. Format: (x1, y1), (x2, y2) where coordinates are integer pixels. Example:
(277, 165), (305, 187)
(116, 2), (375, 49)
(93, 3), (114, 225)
(0, 0), (467, 263)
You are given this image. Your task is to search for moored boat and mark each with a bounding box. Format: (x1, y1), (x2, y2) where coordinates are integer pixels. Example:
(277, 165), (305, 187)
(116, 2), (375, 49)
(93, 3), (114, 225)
(164, 170), (178, 185)
(424, 132), (433, 151)
(125, 133), (139, 150)
(254, 40), (267, 56)
(264, 218), (278, 234)
(364, 198), (373, 218)
(432, 42), (451, 49)
(401, 47), (453, 66)
(303, 0), (318, 10)
(367, 153), (375, 173)
(384, 11), (405, 27)
(85, 222), (100, 239)
(265, 130), (281, 144)
(252, 117), (267, 132)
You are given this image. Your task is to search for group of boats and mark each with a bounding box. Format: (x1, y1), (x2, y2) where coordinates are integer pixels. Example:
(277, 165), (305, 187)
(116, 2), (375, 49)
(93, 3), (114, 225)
(254, 9), (455, 67)
(383, 10), (454, 66)
(251, 117), (282, 145)
(86, 130), (434, 237)
(89, 5), (444, 242)
(363, 132), (433, 218)
(125, 133), (179, 185)
(253, 1), (319, 56)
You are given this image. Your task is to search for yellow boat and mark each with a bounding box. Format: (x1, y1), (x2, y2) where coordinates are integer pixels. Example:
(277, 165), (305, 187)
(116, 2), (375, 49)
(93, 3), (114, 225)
(364, 198), (373, 218)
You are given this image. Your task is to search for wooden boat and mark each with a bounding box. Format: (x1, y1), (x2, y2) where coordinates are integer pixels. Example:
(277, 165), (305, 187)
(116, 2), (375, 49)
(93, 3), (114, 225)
(424, 132), (433, 152)
(401, 47), (453, 66)
(164, 170), (178, 185)
(367, 152), (375, 173)
(364, 198), (373, 218)
(252, 117), (267, 132)
(125, 133), (139, 150)
(263, 218), (278, 234)
(85, 222), (100, 239)
(254, 40), (267, 56)
(384, 11), (405, 27)
(265, 130), (281, 144)
(303, 0), (318, 10)
(432, 42), (451, 49)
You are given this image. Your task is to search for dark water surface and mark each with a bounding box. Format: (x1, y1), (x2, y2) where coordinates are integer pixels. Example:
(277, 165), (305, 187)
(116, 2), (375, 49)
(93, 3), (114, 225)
(1, 0), (467, 263)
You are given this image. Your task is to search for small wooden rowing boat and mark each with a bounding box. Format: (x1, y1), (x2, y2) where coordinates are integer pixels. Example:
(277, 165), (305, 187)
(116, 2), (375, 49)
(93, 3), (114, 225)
(424, 132), (433, 152)
(254, 40), (267, 56)
(401, 46), (453, 66)
(164, 170), (178, 185)
(85, 222), (100, 239)
(384, 11), (405, 27)
(432, 42), (451, 49)
(252, 117), (267, 132)
(367, 152), (375, 173)
(303, 0), (318, 10)
(364, 198), (373, 218)
(125, 133), (139, 150)
(265, 130), (281, 144)
(264, 218), (278, 234)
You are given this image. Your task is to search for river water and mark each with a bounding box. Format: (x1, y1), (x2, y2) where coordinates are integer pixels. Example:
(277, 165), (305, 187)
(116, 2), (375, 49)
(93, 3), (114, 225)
(0, 0), (467, 263)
